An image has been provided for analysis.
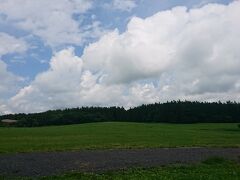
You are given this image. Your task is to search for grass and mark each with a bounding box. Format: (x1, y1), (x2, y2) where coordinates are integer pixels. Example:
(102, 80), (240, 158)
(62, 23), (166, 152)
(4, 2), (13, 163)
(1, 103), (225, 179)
(0, 122), (239, 153)
(1, 158), (240, 180)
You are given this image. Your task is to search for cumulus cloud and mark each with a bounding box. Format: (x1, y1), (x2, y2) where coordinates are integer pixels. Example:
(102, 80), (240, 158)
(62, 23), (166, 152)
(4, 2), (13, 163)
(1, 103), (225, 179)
(8, 48), (126, 112)
(0, 60), (23, 96)
(6, 1), (240, 113)
(0, 60), (24, 114)
(0, 0), (96, 47)
(83, 1), (240, 91)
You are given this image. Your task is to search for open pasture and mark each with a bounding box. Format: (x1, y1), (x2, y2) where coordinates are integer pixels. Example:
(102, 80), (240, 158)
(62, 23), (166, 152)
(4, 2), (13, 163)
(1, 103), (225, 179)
(0, 122), (239, 153)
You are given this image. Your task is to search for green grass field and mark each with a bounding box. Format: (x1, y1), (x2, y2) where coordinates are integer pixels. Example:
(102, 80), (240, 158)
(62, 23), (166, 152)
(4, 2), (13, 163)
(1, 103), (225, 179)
(0, 122), (239, 153)
(1, 158), (240, 180)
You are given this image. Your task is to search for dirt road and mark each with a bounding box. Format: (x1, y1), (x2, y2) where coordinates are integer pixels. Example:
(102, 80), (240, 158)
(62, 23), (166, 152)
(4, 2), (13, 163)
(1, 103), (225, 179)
(0, 148), (240, 177)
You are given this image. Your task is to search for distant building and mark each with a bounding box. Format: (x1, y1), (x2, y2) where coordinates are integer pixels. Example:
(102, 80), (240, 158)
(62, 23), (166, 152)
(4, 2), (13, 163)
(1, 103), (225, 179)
(1, 119), (18, 126)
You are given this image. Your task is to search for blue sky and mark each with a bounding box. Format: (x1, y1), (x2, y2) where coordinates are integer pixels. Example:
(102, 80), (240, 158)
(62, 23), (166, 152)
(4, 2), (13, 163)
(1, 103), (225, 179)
(0, 0), (238, 113)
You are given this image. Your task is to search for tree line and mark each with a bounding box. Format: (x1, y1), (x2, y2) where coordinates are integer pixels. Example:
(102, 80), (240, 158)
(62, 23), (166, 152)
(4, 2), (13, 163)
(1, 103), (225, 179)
(1, 101), (240, 127)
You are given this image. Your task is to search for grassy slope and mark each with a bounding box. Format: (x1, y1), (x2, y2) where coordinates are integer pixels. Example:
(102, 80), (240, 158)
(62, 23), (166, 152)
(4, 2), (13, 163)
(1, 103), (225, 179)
(1, 159), (240, 180)
(0, 122), (239, 153)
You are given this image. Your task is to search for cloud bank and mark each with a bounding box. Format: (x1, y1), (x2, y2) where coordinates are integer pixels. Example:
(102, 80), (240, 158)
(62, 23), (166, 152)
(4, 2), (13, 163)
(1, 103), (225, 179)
(3, 1), (240, 113)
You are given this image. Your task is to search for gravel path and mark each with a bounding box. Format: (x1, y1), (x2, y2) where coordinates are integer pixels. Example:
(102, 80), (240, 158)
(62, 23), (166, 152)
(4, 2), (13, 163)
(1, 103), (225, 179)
(0, 148), (240, 177)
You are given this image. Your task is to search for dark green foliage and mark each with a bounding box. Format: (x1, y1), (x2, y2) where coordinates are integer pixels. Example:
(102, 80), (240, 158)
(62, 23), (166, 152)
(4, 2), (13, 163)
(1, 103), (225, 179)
(1, 101), (240, 127)
(202, 157), (227, 165)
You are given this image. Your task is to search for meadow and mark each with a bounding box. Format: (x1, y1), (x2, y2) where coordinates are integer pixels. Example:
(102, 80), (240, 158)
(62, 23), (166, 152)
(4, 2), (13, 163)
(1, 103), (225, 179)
(50, 160), (240, 180)
(0, 122), (239, 153)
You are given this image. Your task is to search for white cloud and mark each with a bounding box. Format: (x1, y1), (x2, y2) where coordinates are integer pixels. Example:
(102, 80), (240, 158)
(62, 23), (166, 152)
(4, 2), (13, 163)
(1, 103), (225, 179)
(0, 60), (23, 96)
(9, 48), (126, 112)
(6, 1), (240, 113)
(0, 33), (26, 114)
(0, 60), (24, 115)
(83, 1), (240, 90)
(0, 0), (95, 47)
(0, 32), (27, 56)
(104, 0), (137, 12)
(0, 32), (28, 100)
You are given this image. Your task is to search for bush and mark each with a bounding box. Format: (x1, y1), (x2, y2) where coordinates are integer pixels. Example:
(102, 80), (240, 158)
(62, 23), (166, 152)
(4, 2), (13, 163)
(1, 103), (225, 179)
(202, 157), (228, 165)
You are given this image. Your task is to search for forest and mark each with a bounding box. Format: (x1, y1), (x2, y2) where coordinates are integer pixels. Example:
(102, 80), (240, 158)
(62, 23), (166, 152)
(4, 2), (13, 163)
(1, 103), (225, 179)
(1, 101), (240, 127)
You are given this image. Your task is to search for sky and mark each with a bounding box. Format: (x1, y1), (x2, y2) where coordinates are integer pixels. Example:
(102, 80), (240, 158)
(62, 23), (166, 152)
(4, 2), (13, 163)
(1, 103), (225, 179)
(0, 0), (239, 114)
